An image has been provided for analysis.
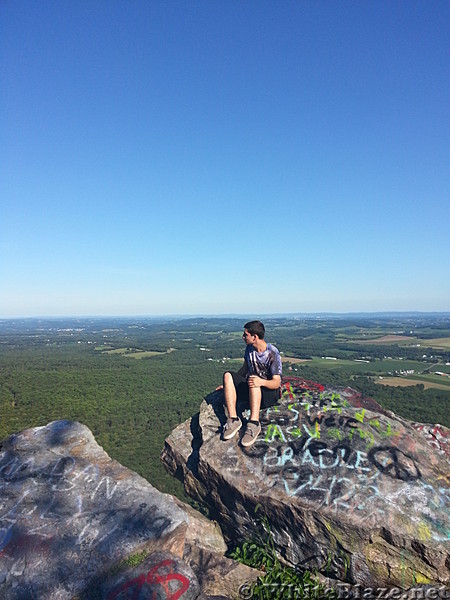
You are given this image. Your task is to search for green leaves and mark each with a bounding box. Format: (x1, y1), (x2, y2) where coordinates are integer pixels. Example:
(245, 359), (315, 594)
(228, 509), (337, 600)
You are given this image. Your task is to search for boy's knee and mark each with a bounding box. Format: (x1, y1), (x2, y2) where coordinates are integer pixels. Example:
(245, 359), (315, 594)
(223, 371), (234, 387)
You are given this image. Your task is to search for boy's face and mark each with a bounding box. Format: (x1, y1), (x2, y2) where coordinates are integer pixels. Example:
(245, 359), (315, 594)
(242, 329), (256, 345)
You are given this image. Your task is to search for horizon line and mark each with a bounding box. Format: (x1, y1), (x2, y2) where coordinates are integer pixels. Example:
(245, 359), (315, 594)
(1, 310), (450, 321)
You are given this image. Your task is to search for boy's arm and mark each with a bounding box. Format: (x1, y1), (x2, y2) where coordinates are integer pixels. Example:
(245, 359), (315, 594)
(248, 374), (281, 389)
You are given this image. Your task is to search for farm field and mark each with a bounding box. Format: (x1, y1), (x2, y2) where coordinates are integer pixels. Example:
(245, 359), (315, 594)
(406, 373), (450, 388)
(417, 337), (450, 349)
(100, 347), (166, 359)
(96, 346), (179, 358)
(281, 356), (311, 364)
(356, 336), (450, 349)
(429, 363), (450, 374)
(356, 335), (413, 344)
(298, 357), (432, 374)
(376, 377), (450, 391)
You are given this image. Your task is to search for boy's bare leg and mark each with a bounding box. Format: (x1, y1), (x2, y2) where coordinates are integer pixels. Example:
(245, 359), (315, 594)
(249, 386), (262, 422)
(223, 371), (238, 418)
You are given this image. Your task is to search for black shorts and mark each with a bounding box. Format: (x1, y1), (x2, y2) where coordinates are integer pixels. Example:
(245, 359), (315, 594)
(227, 371), (281, 409)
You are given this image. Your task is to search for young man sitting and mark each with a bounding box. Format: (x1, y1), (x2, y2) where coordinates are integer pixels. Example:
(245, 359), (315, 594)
(217, 320), (282, 447)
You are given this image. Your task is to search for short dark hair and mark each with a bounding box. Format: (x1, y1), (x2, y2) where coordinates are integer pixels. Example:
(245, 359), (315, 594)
(244, 320), (265, 339)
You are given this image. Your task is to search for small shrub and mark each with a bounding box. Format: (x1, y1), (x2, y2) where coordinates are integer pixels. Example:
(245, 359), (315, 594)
(229, 506), (337, 599)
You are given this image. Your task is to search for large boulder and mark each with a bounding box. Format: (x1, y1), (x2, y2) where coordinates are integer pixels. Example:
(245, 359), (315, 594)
(0, 420), (260, 599)
(161, 377), (450, 589)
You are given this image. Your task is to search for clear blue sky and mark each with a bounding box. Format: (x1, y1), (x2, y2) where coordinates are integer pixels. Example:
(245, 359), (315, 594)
(1, 1), (449, 317)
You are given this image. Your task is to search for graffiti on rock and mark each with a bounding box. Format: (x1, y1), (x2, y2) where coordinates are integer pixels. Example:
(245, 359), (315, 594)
(367, 446), (421, 481)
(412, 422), (449, 457)
(0, 449), (169, 576)
(107, 559), (190, 600)
(240, 380), (448, 540)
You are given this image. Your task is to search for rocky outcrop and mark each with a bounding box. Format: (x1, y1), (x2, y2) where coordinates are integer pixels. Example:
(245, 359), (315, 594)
(162, 377), (450, 590)
(0, 420), (260, 599)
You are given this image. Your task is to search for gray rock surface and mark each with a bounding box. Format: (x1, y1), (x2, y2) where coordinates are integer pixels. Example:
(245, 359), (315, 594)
(183, 545), (263, 599)
(0, 420), (259, 599)
(161, 377), (450, 589)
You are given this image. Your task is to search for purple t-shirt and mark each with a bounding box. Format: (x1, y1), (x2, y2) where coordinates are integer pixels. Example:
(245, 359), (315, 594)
(244, 343), (282, 380)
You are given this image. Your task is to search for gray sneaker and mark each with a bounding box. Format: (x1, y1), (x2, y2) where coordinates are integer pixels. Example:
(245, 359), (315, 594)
(222, 417), (242, 440)
(241, 421), (261, 447)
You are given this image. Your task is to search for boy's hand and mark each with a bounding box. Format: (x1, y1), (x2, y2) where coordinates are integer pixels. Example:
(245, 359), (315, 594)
(248, 375), (263, 388)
